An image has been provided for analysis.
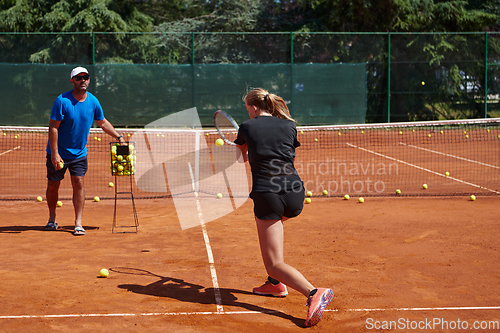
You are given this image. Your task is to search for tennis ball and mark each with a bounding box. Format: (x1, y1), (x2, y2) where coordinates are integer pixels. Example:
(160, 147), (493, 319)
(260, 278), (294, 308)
(470, 195), (476, 201)
(56, 201), (63, 207)
(358, 197), (364, 203)
(428, 134), (431, 138)
(440, 130), (443, 134)
(36, 196), (43, 202)
(421, 81), (425, 86)
(116, 155), (123, 161)
(300, 130), (304, 134)
(306, 191), (312, 197)
(98, 138), (101, 142)
(59, 162), (64, 170)
(99, 268), (109, 278)
(109, 182), (114, 187)
(344, 194), (350, 200)
(94, 196), (100, 202)
(422, 184), (428, 189)
(215, 138), (224, 146)
(399, 131), (402, 135)
(445, 171), (450, 177)
(338, 132), (341, 136)
(395, 189), (401, 194)
(322, 190), (328, 195)
(117, 164), (124, 172)
(361, 131), (364, 134)
(216, 193), (223, 199)
(465, 135), (469, 139)
(14, 135), (18, 139)
(314, 138), (318, 142)
(94, 136), (97, 140)
(305, 198), (311, 204)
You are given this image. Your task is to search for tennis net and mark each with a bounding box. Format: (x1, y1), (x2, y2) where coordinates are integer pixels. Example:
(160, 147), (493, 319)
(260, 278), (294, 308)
(1, 118), (499, 201)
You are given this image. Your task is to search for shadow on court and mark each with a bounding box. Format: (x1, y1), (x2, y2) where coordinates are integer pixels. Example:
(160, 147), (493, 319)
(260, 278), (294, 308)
(111, 267), (305, 328)
(0, 225), (99, 234)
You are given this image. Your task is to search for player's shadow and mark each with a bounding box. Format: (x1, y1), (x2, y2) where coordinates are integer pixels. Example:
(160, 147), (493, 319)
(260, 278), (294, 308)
(0, 225), (99, 234)
(111, 267), (305, 328)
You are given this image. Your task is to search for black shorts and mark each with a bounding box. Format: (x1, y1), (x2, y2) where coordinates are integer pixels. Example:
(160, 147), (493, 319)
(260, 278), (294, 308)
(46, 154), (88, 181)
(250, 187), (305, 220)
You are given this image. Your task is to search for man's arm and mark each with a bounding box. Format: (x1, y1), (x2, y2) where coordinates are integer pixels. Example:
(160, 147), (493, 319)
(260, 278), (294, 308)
(96, 118), (126, 144)
(48, 119), (64, 169)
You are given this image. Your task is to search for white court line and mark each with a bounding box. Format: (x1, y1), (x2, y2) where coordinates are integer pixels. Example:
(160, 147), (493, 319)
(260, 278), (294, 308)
(188, 162), (224, 313)
(400, 142), (500, 170)
(2, 306), (499, 320)
(0, 146), (21, 157)
(346, 143), (500, 195)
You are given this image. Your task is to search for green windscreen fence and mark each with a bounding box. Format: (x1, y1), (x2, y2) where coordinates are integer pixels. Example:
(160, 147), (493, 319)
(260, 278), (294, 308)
(0, 63), (367, 127)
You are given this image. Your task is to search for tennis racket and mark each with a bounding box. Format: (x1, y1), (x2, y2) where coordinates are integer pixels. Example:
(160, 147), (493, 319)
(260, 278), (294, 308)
(213, 110), (239, 146)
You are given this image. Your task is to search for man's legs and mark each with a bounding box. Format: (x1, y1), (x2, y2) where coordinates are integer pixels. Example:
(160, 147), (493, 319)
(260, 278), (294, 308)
(46, 179), (60, 223)
(71, 175), (85, 227)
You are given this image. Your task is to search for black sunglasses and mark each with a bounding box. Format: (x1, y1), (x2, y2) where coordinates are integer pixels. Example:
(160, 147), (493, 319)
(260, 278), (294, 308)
(73, 75), (90, 81)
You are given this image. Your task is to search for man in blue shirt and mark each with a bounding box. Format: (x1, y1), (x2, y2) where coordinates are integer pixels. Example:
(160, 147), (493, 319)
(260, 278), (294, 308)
(45, 67), (125, 235)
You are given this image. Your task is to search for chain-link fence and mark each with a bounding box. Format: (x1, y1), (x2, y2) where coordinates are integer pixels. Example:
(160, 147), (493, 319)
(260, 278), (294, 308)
(1, 32), (499, 126)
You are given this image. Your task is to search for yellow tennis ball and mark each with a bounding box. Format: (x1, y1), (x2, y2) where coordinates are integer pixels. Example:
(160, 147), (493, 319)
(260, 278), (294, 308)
(99, 268), (109, 278)
(59, 162), (64, 169)
(358, 197), (364, 203)
(399, 131), (402, 135)
(322, 190), (328, 195)
(215, 138), (224, 146)
(108, 182), (114, 187)
(306, 191), (312, 197)
(305, 198), (311, 204)
(421, 81), (425, 86)
(344, 194), (350, 200)
(216, 193), (223, 198)
(470, 195), (476, 201)
(94, 196), (100, 202)
(314, 138), (318, 142)
(117, 164), (124, 172)
(116, 155), (123, 161)
(428, 134), (431, 138)
(422, 184), (428, 189)
(36, 196), (43, 202)
(445, 171), (450, 177)
(94, 136), (97, 140)
(56, 201), (63, 207)
(395, 189), (401, 194)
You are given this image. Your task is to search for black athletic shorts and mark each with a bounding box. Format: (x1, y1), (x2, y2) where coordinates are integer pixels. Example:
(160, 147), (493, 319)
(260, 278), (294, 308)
(250, 186), (305, 220)
(46, 154), (88, 181)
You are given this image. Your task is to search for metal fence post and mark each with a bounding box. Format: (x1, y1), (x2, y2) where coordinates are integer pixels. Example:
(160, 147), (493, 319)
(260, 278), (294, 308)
(387, 32), (391, 123)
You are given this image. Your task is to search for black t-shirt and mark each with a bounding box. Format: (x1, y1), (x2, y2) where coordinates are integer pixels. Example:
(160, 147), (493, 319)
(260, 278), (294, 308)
(234, 116), (302, 192)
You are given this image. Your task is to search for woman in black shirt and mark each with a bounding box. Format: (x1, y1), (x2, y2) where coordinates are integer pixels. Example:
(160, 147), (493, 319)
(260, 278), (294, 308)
(235, 88), (333, 327)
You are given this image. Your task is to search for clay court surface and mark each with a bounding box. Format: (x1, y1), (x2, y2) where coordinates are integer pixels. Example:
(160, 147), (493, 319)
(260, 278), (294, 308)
(1, 196), (499, 332)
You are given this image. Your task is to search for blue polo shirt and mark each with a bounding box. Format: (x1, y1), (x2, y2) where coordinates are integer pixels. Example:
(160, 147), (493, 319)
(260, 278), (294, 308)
(46, 91), (104, 160)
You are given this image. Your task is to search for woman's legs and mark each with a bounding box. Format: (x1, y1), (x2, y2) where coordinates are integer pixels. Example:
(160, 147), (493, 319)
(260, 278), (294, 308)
(255, 216), (315, 297)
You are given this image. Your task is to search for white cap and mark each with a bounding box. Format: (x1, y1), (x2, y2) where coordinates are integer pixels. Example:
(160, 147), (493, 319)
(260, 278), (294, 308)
(70, 66), (89, 79)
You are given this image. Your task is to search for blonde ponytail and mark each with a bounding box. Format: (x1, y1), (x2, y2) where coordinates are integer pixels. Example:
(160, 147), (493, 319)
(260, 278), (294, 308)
(244, 88), (295, 122)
